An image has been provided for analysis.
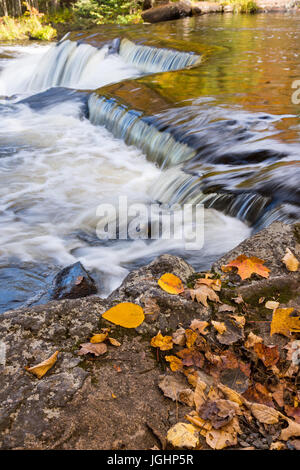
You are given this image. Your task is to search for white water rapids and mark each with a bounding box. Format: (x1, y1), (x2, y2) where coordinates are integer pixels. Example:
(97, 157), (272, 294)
(0, 41), (250, 303)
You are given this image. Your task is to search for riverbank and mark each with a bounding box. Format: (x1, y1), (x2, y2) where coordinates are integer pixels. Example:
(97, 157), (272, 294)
(1, 221), (299, 450)
(1, 0), (299, 42)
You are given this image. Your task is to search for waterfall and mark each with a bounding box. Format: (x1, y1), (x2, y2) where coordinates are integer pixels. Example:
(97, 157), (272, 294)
(118, 38), (201, 73)
(88, 93), (196, 168)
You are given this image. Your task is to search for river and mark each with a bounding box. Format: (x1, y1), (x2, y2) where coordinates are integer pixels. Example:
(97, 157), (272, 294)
(0, 12), (299, 312)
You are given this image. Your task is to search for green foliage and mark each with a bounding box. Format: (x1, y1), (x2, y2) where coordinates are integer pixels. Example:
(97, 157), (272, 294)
(0, 3), (57, 40)
(73, 0), (142, 25)
(220, 0), (258, 13)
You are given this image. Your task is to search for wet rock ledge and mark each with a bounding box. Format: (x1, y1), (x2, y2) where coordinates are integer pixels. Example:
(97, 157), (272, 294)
(0, 221), (299, 450)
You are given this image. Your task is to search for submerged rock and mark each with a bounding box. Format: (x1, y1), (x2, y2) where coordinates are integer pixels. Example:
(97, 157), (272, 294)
(51, 261), (97, 300)
(141, 1), (192, 23)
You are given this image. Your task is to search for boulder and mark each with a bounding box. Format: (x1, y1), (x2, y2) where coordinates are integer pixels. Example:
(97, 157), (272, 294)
(51, 261), (97, 300)
(141, 1), (192, 23)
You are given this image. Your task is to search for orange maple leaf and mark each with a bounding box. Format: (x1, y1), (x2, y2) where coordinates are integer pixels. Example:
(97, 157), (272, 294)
(222, 255), (270, 280)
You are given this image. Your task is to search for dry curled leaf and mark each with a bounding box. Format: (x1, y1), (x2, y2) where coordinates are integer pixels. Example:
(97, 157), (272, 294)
(177, 347), (204, 368)
(282, 248), (299, 272)
(270, 308), (300, 337)
(222, 255), (270, 280)
(78, 342), (107, 356)
(185, 329), (198, 348)
(172, 327), (186, 346)
(250, 403), (281, 424)
(102, 302), (145, 328)
(280, 418), (300, 440)
(90, 333), (108, 343)
(151, 332), (173, 351)
(166, 422), (200, 449)
(189, 285), (220, 307)
(205, 416), (240, 450)
(195, 277), (221, 292)
(212, 321), (226, 335)
(158, 375), (194, 405)
(245, 331), (263, 349)
(25, 350), (59, 379)
(265, 301), (280, 310)
(253, 342), (279, 368)
(190, 319), (209, 335)
(158, 273), (184, 295)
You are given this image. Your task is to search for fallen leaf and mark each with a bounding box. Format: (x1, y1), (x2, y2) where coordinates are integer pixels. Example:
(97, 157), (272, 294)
(194, 380), (208, 411)
(185, 329), (198, 348)
(232, 295), (244, 304)
(166, 422), (200, 449)
(195, 277), (221, 292)
(151, 332), (173, 351)
(250, 403), (281, 424)
(25, 351), (59, 379)
(282, 248), (299, 272)
(158, 273), (184, 295)
(270, 308), (300, 337)
(112, 393), (117, 399)
(218, 383), (246, 406)
(265, 301), (280, 310)
(158, 375), (194, 406)
(190, 319), (209, 335)
(205, 416), (240, 450)
(90, 333), (108, 343)
(243, 383), (274, 408)
(189, 285), (220, 307)
(215, 319), (244, 346)
(222, 255), (270, 280)
(113, 364), (122, 373)
(108, 337), (121, 347)
(218, 304), (236, 313)
(172, 327), (186, 346)
(289, 439), (300, 450)
(78, 343), (107, 356)
(280, 418), (300, 440)
(254, 343), (280, 368)
(177, 347), (204, 368)
(102, 302), (145, 328)
(229, 315), (246, 328)
(245, 332), (263, 349)
(186, 411), (212, 436)
(285, 406), (300, 424)
(212, 321), (227, 335)
(198, 399), (239, 429)
(165, 355), (183, 372)
(270, 441), (286, 450)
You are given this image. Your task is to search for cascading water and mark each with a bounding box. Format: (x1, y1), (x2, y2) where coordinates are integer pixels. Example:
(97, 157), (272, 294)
(0, 13), (299, 313)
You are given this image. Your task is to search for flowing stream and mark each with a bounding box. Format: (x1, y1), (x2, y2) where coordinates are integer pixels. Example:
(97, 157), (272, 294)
(0, 13), (299, 312)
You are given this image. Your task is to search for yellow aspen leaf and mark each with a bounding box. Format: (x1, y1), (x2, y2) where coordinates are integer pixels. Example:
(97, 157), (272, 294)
(151, 331), (173, 351)
(185, 328), (198, 348)
(270, 308), (300, 337)
(102, 302), (144, 328)
(165, 355), (183, 371)
(222, 255), (270, 280)
(282, 248), (299, 272)
(25, 350), (59, 379)
(90, 333), (108, 343)
(212, 321), (227, 335)
(166, 422), (200, 449)
(157, 273), (184, 294)
(229, 315), (246, 328)
(108, 337), (121, 347)
(112, 393), (117, 399)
